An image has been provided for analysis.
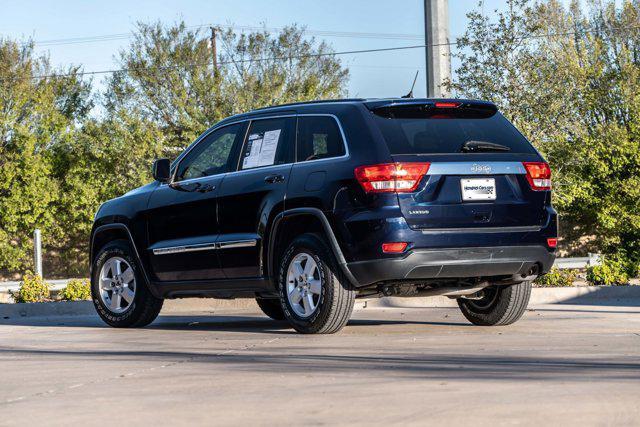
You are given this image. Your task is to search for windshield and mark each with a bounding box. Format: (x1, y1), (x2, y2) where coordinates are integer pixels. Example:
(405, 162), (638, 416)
(371, 110), (536, 155)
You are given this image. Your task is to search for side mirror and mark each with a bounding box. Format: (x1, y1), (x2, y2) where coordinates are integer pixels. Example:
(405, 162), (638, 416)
(152, 158), (171, 183)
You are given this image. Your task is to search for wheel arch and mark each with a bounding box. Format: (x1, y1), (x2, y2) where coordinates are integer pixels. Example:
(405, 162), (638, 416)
(267, 208), (359, 287)
(90, 224), (156, 296)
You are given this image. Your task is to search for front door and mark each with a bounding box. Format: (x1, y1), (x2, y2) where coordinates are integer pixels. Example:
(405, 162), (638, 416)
(145, 122), (247, 282)
(217, 116), (296, 279)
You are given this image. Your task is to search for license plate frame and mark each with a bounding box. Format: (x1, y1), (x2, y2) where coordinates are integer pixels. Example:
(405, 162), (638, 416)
(460, 178), (497, 201)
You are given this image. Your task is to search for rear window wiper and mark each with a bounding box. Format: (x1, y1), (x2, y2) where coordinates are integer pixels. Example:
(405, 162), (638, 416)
(460, 140), (511, 153)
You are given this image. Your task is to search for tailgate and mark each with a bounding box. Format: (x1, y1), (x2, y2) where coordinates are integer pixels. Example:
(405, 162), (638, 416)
(365, 99), (551, 231)
(392, 156), (549, 230)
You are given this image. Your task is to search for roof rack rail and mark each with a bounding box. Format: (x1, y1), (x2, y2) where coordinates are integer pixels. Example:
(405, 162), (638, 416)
(250, 98), (367, 112)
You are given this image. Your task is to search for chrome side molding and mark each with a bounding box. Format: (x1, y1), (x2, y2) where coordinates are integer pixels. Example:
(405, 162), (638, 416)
(217, 240), (257, 249)
(152, 239), (257, 255)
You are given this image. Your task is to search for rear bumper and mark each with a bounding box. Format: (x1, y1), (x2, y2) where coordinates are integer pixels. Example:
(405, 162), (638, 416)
(346, 245), (555, 287)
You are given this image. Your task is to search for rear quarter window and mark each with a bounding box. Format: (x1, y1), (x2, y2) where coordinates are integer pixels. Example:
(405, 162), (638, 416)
(296, 116), (346, 162)
(372, 110), (536, 155)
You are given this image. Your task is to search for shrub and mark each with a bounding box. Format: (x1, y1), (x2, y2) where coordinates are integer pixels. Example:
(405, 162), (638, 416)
(59, 279), (92, 301)
(587, 257), (629, 286)
(627, 260), (639, 279)
(11, 272), (50, 303)
(535, 268), (578, 287)
(618, 252), (639, 278)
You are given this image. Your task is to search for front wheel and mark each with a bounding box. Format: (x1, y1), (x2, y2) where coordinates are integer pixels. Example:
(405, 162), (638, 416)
(278, 233), (355, 334)
(457, 281), (531, 326)
(91, 240), (163, 328)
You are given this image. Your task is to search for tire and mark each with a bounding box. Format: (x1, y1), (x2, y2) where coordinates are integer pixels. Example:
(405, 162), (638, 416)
(457, 281), (532, 326)
(256, 298), (285, 320)
(91, 240), (163, 328)
(278, 233), (355, 334)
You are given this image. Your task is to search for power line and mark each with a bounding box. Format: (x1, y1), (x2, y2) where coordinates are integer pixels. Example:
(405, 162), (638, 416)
(30, 24), (424, 47)
(28, 19), (640, 49)
(10, 23), (640, 82)
(21, 44), (432, 80)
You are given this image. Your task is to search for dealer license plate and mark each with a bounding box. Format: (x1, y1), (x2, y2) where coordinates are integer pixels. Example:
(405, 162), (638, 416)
(461, 178), (496, 201)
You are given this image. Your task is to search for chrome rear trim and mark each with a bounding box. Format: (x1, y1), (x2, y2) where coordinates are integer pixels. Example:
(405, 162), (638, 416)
(420, 225), (542, 234)
(427, 162), (526, 176)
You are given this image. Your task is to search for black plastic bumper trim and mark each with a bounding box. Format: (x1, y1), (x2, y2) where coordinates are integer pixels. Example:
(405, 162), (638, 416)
(346, 246), (555, 287)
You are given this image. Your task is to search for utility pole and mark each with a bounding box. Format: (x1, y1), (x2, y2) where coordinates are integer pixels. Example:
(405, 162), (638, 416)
(424, 0), (451, 98)
(210, 26), (218, 74)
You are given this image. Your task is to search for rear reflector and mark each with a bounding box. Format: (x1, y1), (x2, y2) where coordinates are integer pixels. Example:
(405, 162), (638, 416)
(523, 162), (552, 191)
(354, 162), (430, 193)
(547, 238), (558, 248)
(382, 242), (408, 253)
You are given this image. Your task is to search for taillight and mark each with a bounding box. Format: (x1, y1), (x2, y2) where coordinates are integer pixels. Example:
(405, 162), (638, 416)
(354, 162), (430, 193)
(522, 162), (551, 191)
(547, 238), (558, 248)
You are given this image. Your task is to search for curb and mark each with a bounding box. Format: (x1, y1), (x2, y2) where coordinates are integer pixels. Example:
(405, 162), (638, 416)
(1, 286), (639, 319)
(0, 301), (96, 319)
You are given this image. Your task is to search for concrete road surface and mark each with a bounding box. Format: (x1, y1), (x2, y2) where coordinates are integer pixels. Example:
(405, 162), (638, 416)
(1, 303), (639, 426)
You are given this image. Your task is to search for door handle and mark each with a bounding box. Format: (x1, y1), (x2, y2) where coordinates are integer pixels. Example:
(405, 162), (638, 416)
(264, 174), (285, 184)
(196, 183), (216, 193)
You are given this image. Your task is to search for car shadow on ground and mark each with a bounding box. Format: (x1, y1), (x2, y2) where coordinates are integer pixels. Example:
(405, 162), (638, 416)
(0, 311), (470, 333)
(149, 316), (471, 333)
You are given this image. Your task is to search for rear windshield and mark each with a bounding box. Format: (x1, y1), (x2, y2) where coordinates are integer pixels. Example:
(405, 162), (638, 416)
(371, 109), (536, 155)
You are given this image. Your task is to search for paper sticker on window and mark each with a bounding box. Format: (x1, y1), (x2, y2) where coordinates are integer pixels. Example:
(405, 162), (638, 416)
(242, 129), (281, 169)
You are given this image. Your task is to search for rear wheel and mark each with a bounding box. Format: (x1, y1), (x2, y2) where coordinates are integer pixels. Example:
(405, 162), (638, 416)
(255, 298), (285, 320)
(278, 233), (355, 334)
(91, 240), (163, 328)
(457, 281), (531, 326)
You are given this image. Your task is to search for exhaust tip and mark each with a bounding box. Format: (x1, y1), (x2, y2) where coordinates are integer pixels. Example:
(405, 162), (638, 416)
(522, 264), (540, 278)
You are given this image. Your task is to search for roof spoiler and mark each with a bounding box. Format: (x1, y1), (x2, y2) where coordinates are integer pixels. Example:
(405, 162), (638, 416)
(366, 99), (498, 118)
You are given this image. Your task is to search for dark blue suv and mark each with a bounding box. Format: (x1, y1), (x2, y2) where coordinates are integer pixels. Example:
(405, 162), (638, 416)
(90, 98), (557, 334)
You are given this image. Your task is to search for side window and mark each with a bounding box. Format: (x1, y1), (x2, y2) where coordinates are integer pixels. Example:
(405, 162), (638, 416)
(296, 116), (346, 162)
(240, 118), (295, 170)
(175, 123), (245, 182)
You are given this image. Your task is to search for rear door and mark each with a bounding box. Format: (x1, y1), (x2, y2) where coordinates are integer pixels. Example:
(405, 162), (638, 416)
(368, 101), (550, 230)
(217, 116), (296, 279)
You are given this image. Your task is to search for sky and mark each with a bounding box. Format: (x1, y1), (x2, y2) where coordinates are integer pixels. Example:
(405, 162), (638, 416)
(1, 0), (578, 99)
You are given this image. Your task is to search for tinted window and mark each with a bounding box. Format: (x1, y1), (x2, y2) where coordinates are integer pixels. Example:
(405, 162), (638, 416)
(175, 123), (244, 181)
(297, 116), (346, 162)
(240, 118), (295, 170)
(372, 111), (536, 155)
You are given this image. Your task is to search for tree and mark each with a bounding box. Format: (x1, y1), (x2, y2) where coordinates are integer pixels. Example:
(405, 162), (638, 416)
(105, 22), (349, 155)
(52, 113), (165, 275)
(0, 40), (92, 275)
(450, 0), (640, 268)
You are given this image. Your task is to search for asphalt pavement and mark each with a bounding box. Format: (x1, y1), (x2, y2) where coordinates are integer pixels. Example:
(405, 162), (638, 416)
(1, 302), (639, 426)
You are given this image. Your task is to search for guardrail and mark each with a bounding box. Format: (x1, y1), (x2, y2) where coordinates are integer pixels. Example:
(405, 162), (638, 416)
(0, 279), (70, 293)
(554, 254), (602, 269)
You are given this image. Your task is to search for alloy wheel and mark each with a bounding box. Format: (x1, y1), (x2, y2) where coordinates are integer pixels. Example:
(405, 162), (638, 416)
(286, 252), (322, 317)
(98, 256), (136, 313)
